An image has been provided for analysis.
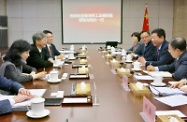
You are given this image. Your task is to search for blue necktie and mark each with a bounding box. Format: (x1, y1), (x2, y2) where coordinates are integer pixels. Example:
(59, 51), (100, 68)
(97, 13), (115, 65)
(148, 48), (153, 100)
(157, 47), (160, 61)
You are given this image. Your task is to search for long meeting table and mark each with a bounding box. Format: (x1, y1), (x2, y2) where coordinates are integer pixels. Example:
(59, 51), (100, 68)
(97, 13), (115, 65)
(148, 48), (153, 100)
(0, 46), (187, 122)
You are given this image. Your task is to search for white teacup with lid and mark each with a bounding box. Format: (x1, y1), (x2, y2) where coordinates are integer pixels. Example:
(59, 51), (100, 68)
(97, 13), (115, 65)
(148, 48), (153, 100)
(133, 61), (142, 70)
(29, 97), (45, 116)
(49, 70), (58, 81)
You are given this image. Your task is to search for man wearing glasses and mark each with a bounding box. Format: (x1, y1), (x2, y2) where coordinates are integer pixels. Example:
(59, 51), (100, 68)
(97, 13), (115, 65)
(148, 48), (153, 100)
(130, 30), (156, 60)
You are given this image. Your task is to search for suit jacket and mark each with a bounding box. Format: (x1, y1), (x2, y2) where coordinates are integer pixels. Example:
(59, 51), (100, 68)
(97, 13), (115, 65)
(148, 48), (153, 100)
(27, 44), (53, 69)
(0, 99), (12, 115)
(135, 41), (156, 61)
(45, 44), (60, 60)
(0, 61), (36, 83)
(0, 76), (23, 94)
(145, 40), (175, 66)
(158, 51), (187, 80)
(0, 76), (23, 115)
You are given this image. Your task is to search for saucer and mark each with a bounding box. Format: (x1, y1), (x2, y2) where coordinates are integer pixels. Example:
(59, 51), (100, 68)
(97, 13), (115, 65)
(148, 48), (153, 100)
(150, 82), (166, 87)
(47, 79), (61, 83)
(26, 109), (50, 118)
(125, 60), (133, 63)
(131, 68), (142, 71)
(68, 57), (76, 60)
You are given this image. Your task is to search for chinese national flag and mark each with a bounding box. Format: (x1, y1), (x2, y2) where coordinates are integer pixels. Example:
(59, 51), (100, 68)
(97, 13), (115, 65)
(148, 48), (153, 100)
(142, 5), (149, 31)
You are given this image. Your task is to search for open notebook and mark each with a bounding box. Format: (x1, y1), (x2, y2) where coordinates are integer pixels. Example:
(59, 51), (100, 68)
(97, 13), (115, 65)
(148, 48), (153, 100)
(0, 89), (46, 111)
(150, 86), (186, 96)
(143, 70), (172, 78)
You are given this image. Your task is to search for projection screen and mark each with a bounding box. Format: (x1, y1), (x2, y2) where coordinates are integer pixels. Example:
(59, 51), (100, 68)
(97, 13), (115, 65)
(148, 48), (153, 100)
(61, 0), (122, 44)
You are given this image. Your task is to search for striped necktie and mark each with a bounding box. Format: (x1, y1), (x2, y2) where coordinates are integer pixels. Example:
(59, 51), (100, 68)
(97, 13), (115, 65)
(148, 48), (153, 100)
(49, 46), (52, 56)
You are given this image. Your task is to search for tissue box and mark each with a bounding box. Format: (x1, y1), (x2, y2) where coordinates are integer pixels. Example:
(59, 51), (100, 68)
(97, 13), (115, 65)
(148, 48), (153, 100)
(129, 83), (150, 97)
(80, 59), (88, 65)
(102, 50), (107, 55)
(105, 54), (112, 60)
(76, 83), (91, 96)
(110, 60), (120, 69)
(79, 53), (86, 57)
(157, 115), (184, 122)
(78, 67), (89, 74)
(117, 68), (131, 77)
(79, 49), (87, 53)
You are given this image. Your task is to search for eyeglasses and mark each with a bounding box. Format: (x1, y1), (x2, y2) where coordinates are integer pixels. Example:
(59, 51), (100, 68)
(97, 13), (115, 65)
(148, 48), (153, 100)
(141, 36), (149, 39)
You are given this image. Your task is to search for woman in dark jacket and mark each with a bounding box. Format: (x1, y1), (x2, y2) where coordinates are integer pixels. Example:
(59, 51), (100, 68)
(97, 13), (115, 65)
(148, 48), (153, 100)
(0, 40), (46, 83)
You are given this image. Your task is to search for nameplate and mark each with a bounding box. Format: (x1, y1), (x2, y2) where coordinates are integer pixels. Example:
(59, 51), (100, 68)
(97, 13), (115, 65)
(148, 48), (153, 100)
(140, 96), (156, 122)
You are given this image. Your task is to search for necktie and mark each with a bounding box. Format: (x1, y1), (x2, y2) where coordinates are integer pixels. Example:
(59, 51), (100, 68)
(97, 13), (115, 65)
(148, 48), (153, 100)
(49, 46), (52, 56)
(143, 45), (146, 56)
(157, 47), (160, 61)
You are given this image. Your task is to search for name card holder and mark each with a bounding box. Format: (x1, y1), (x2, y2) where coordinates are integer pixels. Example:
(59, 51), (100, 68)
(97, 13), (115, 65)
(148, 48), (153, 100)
(140, 96), (156, 122)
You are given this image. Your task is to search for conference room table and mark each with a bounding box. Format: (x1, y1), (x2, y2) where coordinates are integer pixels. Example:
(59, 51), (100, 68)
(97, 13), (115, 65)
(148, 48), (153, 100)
(1, 46), (187, 122)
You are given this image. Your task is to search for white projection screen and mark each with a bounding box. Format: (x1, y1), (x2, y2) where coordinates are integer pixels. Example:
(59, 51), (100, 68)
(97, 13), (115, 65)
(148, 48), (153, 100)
(61, 0), (122, 44)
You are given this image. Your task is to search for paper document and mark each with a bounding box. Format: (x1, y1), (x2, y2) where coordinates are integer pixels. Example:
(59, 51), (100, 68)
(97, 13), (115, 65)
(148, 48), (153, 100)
(150, 86), (186, 96)
(143, 70), (172, 77)
(29, 89), (46, 97)
(134, 75), (154, 80)
(156, 110), (186, 118)
(59, 50), (70, 54)
(70, 75), (87, 78)
(155, 95), (187, 107)
(63, 98), (87, 103)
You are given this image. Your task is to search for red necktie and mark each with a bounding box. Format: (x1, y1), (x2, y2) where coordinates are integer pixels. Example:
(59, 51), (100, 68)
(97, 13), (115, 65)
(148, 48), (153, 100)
(49, 46), (52, 56)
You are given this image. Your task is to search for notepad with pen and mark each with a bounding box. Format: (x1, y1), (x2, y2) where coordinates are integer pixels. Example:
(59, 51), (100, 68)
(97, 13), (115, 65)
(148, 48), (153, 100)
(149, 86), (187, 96)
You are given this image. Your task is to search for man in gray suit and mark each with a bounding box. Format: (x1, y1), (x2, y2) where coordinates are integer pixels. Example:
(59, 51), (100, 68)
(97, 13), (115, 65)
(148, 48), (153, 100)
(147, 37), (187, 80)
(0, 76), (32, 115)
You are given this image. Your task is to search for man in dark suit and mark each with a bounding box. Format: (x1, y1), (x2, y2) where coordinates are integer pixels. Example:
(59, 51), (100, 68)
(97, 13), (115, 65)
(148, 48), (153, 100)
(131, 31), (156, 60)
(0, 76), (32, 115)
(147, 37), (187, 80)
(27, 32), (54, 69)
(43, 30), (64, 60)
(138, 28), (174, 66)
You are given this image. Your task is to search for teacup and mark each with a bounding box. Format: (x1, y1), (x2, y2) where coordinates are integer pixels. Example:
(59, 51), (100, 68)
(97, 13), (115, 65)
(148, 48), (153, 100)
(29, 97), (45, 116)
(153, 74), (163, 85)
(49, 71), (58, 81)
(133, 61), (141, 70)
(107, 45), (111, 50)
(68, 53), (75, 59)
(122, 49), (126, 55)
(126, 55), (132, 61)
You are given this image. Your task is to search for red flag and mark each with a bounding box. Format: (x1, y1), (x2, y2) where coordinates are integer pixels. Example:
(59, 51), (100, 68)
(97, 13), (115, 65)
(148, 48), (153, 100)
(142, 5), (149, 31)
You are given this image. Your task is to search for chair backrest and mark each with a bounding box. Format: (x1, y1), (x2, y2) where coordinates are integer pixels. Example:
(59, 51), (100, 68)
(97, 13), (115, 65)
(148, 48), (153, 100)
(105, 41), (118, 48)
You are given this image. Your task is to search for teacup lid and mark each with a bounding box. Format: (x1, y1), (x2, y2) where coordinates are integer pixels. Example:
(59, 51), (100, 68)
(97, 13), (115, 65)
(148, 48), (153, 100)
(31, 97), (45, 103)
(50, 70), (58, 73)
